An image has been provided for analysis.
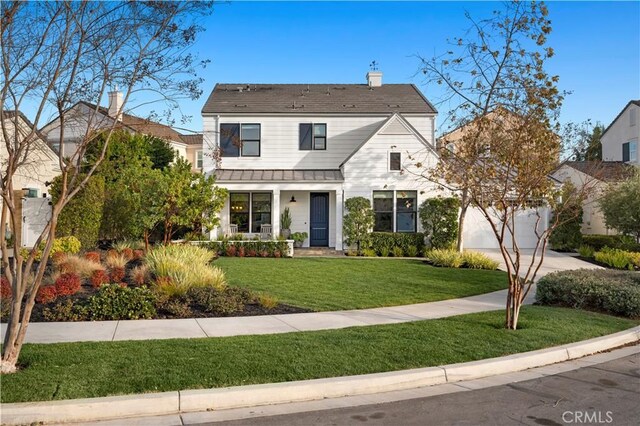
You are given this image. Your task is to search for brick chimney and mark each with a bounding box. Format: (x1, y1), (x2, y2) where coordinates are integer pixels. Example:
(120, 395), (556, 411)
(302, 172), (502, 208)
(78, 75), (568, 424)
(108, 88), (123, 121)
(366, 71), (382, 87)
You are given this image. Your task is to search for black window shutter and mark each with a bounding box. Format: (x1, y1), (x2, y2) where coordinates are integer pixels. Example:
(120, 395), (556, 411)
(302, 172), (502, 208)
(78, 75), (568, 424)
(220, 124), (240, 157)
(623, 142), (630, 162)
(299, 123), (312, 150)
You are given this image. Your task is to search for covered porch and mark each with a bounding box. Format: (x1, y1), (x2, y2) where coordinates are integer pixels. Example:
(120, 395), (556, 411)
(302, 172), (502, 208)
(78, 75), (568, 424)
(212, 169), (344, 249)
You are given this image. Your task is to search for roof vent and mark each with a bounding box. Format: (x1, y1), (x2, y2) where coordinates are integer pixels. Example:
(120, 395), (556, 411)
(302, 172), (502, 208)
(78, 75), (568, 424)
(387, 104), (401, 108)
(234, 104), (247, 108)
(343, 104), (356, 108)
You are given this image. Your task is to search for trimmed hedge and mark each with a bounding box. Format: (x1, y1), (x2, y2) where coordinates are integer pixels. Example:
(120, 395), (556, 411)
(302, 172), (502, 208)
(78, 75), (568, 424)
(582, 234), (640, 252)
(368, 232), (425, 257)
(201, 240), (291, 258)
(536, 269), (640, 318)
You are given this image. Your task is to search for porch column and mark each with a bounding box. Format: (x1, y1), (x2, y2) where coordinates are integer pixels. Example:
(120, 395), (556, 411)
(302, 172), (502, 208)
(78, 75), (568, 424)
(272, 189), (280, 239)
(335, 189), (343, 250)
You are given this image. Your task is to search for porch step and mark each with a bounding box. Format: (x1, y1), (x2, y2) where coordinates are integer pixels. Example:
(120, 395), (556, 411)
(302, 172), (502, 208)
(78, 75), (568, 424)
(294, 247), (344, 257)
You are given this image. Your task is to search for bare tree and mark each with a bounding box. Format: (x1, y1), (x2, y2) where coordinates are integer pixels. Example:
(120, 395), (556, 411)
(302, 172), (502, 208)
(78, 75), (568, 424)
(0, 1), (212, 373)
(416, 1), (600, 329)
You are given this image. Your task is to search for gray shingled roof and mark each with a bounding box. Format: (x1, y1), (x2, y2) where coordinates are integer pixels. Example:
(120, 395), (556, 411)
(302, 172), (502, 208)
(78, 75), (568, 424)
(202, 84), (437, 114)
(179, 134), (203, 145)
(214, 169), (344, 182)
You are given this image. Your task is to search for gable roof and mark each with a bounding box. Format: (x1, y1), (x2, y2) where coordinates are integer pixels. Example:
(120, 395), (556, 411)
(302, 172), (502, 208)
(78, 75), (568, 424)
(557, 161), (635, 182)
(179, 134), (203, 146)
(202, 84), (437, 115)
(340, 113), (438, 168)
(601, 100), (640, 138)
(1, 110), (59, 162)
(41, 101), (197, 145)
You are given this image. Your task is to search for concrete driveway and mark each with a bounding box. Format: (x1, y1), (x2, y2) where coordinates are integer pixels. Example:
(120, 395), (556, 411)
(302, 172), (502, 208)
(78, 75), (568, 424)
(479, 249), (603, 280)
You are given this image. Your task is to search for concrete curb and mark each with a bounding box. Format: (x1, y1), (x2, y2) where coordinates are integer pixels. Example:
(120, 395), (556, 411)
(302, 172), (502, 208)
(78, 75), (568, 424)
(2, 326), (639, 425)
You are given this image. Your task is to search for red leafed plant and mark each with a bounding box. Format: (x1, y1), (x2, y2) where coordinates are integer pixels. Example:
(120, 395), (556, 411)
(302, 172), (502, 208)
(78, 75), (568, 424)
(133, 249), (145, 260)
(247, 249), (257, 257)
(118, 282), (128, 288)
(238, 246), (245, 258)
(1, 276), (12, 299)
(36, 286), (57, 304)
(121, 248), (134, 261)
(51, 251), (67, 266)
(226, 245), (237, 257)
(274, 250), (282, 258)
(54, 273), (81, 296)
(91, 270), (110, 288)
(110, 267), (126, 283)
(84, 251), (101, 263)
(106, 249), (119, 260)
(260, 250), (269, 258)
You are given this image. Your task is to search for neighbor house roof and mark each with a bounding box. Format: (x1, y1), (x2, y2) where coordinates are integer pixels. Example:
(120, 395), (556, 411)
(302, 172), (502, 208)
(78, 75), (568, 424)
(214, 169), (344, 182)
(601, 100), (640, 138)
(559, 161), (635, 182)
(179, 134), (203, 145)
(202, 84), (437, 115)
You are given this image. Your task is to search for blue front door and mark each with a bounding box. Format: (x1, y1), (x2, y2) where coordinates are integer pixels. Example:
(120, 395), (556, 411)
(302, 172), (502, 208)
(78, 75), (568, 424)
(310, 193), (329, 247)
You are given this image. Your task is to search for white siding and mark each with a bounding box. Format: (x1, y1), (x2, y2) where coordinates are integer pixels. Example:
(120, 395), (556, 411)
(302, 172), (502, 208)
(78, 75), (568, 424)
(602, 103), (640, 162)
(202, 114), (434, 173)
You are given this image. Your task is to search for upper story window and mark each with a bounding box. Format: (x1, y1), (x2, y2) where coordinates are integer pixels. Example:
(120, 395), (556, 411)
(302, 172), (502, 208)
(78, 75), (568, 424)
(300, 123), (327, 150)
(220, 123), (261, 157)
(196, 150), (203, 169)
(389, 152), (401, 171)
(623, 140), (638, 162)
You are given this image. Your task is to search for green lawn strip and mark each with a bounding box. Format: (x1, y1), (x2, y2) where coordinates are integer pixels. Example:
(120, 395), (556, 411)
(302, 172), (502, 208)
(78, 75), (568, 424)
(2, 306), (636, 403)
(214, 257), (508, 310)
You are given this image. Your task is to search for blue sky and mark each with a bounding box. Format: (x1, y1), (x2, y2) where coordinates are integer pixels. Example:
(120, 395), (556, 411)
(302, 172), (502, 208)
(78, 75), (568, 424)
(28, 1), (640, 135)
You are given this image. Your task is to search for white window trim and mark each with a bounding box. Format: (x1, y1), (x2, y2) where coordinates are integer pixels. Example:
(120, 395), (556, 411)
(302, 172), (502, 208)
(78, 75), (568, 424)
(372, 189), (418, 233)
(388, 151), (402, 172)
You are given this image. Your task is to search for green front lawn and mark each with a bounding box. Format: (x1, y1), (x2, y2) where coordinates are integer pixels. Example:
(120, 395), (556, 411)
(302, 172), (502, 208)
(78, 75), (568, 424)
(214, 257), (507, 310)
(2, 306), (636, 403)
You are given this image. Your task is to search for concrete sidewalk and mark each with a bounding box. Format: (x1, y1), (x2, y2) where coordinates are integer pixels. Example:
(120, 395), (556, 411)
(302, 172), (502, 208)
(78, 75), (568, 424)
(1, 288), (532, 344)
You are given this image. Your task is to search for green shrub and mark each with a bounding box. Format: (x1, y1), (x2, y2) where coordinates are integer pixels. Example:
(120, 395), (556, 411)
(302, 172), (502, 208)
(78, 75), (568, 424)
(594, 247), (639, 270)
(369, 232), (425, 257)
(51, 174), (105, 248)
(392, 247), (404, 257)
(424, 249), (463, 268)
(361, 249), (377, 257)
(146, 244), (227, 296)
(577, 245), (595, 258)
(582, 234), (640, 252)
(86, 284), (156, 320)
(203, 240), (290, 258)
(461, 251), (500, 270)
(187, 287), (245, 316)
(42, 299), (88, 321)
(23, 236), (83, 262)
(156, 296), (193, 318)
(343, 197), (375, 253)
(419, 197), (460, 249)
(405, 245), (419, 257)
(258, 294), (278, 310)
(549, 182), (583, 251)
(536, 269), (640, 318)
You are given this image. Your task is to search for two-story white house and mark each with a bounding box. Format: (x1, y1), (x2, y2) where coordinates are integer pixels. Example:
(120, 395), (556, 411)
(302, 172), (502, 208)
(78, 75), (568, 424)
(202, 72), (444, 249)
(601, 100), (639, 164)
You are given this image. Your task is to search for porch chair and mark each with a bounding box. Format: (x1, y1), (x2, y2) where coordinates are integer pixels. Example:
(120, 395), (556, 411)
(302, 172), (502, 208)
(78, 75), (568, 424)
(228, 224), (238, 236)
(260, 224), (272, 240)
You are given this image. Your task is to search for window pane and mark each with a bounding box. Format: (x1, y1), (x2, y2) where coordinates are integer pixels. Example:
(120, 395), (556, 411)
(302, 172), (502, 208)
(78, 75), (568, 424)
(630, 141), (637, 162)
(299, 123), (312, 150)
(252, 212), (271, 233)
(396, 213), (416, 232)
(230, 193), (249, 212)
(623, 142), (630, 162)
(374, 213), (393, 232)
(241, 124), (260, 140)
(313, 124), (326, 137)
(196, 151), (203, 168)
(231, 213), (250, 232)
(373, 191), (393, 212)
(220, 124), (240, 157)
(242, 141), (260, 156)
(396, 191), (417, 212)
(252, 193), (271, 212)
(314, 137), (326, 150)
(390, 152), (401, 171)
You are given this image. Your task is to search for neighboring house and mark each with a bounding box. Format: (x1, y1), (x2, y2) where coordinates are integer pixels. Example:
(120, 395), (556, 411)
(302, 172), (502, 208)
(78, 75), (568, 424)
(601, 100), (639, 164)
(552, 161), (634, 235)
(40, 90), (204, 172)
(201, 72), (442, 249)
(1, 111), (61, 246)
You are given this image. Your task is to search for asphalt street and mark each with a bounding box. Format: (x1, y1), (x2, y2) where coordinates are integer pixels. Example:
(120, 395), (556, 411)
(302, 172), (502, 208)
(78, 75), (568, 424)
(200, 354), (640, 426)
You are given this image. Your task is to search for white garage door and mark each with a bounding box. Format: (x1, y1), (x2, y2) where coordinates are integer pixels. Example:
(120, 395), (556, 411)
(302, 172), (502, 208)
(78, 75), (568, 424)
(463, 207), (549, 249)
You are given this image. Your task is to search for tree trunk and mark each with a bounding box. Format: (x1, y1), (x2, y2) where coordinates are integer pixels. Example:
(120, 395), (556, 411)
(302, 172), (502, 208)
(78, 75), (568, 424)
(505, 274), (522, 330)
(456, 189), (469, 253)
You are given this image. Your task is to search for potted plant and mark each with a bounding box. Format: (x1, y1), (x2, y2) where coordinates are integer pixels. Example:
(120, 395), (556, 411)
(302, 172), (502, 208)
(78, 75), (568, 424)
(280, 207), (292, 239)
(291, 232), (308, 248)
